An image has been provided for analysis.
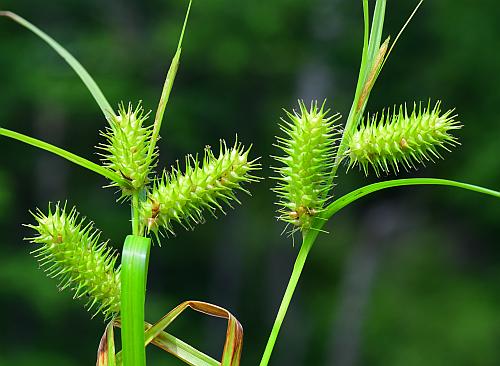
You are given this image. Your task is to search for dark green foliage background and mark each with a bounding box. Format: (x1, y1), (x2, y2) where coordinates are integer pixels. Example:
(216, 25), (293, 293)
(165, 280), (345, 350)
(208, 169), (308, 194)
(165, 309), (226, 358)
(0, 1), (499, 365)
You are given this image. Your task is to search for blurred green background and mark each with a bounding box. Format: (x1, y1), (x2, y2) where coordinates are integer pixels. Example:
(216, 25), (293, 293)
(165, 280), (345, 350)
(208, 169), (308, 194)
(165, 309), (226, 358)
(1, 1), (499, 365)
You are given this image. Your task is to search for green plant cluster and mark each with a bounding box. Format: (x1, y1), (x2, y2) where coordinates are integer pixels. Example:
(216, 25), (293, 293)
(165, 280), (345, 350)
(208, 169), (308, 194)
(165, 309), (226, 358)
(1, 1), (499, 366)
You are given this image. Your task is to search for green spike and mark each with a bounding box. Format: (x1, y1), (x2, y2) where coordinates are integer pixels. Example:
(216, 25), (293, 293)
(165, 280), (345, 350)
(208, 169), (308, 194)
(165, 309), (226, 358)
(140, 139), (260, 237)
(346, 101), (461, 176)
(272, 100), (341, 231)
(25, 203), (121, 319)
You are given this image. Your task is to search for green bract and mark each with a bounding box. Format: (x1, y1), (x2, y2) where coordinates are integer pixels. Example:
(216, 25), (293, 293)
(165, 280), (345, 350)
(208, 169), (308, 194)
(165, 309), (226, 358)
(98, 102), (156, 196)
(140, 140), (260, 236)
(272, 100), (341, 231)
(26, 203), (121, 318)
(346, 101), (461, 176)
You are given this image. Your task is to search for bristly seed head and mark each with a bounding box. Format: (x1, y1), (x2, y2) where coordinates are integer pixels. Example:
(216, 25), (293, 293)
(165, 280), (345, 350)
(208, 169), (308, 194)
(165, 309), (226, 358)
(139, 138), (260, 238)
(98, 102), (156, 197)
(25, 203), (121, 319)
(272, 100), (341, 232)
(346, 101), (462, 176)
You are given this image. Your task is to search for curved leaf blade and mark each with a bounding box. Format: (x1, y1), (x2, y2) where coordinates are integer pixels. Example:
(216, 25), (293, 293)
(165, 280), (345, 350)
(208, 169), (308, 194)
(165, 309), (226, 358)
(114, 319), (219, 366)
(146, 325), (219, 366)
(0, 11), (113, 119)
(147, 301), (243, 366)
(0, 127), (126, 185)
(115, 300), (243, 366)
(323, 178), (499, 222)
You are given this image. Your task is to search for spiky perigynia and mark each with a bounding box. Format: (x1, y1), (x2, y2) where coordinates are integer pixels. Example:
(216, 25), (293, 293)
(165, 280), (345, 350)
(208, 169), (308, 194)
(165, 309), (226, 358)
(272, 100), (341, 231)
(140, 139), (260, 236)
(346, 101), (461, 176)
(98, 102), (156, 196)
(26, 203), (121, 318)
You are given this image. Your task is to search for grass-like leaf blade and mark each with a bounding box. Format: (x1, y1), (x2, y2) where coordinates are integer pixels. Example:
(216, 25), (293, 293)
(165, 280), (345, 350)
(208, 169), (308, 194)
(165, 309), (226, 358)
(0, 11), (113, 119)
(146, 326), (219, 366)
(147, 0), (192, 161)
(322, 178), (499, 222)
(0, 127), (125, 185)
(121, 235), (151, 366)
(118, 300), (243, 366)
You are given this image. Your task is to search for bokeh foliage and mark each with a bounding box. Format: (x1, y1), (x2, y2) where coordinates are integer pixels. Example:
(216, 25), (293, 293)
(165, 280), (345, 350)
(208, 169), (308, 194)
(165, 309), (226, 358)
(0, 1), (499, 365)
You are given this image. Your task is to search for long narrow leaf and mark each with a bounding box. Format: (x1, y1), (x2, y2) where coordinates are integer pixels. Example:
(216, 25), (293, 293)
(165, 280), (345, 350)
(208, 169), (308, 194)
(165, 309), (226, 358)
(380, 1), (423, 72)
(0, 127), (125, 185)
(147, 0), (192, 161)
(323, 178), (499, 222)
(146, 301), (243, 366)
(148, 326), (219, 366)
(366, 0), (387, 64)
(333, 0), (388, 176)
(0, 11), (113, 119)
(355, 0), (387, 114)
(121, 235), (151, 366)
(115, 300), (243, 366)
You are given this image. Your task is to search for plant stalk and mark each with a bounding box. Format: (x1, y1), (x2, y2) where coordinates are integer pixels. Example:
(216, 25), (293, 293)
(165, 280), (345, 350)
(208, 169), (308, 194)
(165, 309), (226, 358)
(259, 228), (320, 366)
(131, 192), (140, 236)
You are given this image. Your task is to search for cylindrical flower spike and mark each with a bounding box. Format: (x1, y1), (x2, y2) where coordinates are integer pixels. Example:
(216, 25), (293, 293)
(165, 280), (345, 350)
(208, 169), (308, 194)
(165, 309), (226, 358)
(272, 100), (341, 231)
(25, 203), (121, 318)
(346, 101), (461, 176)
(140, 139), (260, 236)
(98, 102), (156, 196)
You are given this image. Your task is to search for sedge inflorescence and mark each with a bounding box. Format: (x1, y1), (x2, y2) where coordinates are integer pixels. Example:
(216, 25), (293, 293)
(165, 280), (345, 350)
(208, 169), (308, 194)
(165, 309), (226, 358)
(272, 100), (341, 231)
(26, 203), (121, 318)
(98, 102), (156, 196)
(346, 101), (461, 176)
(140, 139), (260, 236)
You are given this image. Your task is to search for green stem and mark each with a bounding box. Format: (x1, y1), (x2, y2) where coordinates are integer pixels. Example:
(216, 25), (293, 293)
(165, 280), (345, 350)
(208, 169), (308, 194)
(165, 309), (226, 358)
(121, 235), (151, 366)
(259, 229), (320, 366)
(259, 177), (498, 366)
(131, 192), (140, 236)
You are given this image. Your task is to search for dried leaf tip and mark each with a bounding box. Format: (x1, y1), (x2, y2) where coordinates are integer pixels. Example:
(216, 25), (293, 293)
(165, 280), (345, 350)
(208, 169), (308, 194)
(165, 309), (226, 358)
(25, 203), (121, 319)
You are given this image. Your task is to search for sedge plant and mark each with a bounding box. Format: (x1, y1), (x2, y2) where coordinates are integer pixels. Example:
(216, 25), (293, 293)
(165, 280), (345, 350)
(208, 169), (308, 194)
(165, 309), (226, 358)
(259, 1), (499, 365)
(1, 1), (499, 366)
(1, 2), (258, 366)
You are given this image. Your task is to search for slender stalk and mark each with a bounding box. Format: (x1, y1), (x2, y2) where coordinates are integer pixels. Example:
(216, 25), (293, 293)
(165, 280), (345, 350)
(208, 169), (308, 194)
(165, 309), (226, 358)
(259, 228), (320, 366)
(131, 192), (140, 236)
(259, 176), (499, 366)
